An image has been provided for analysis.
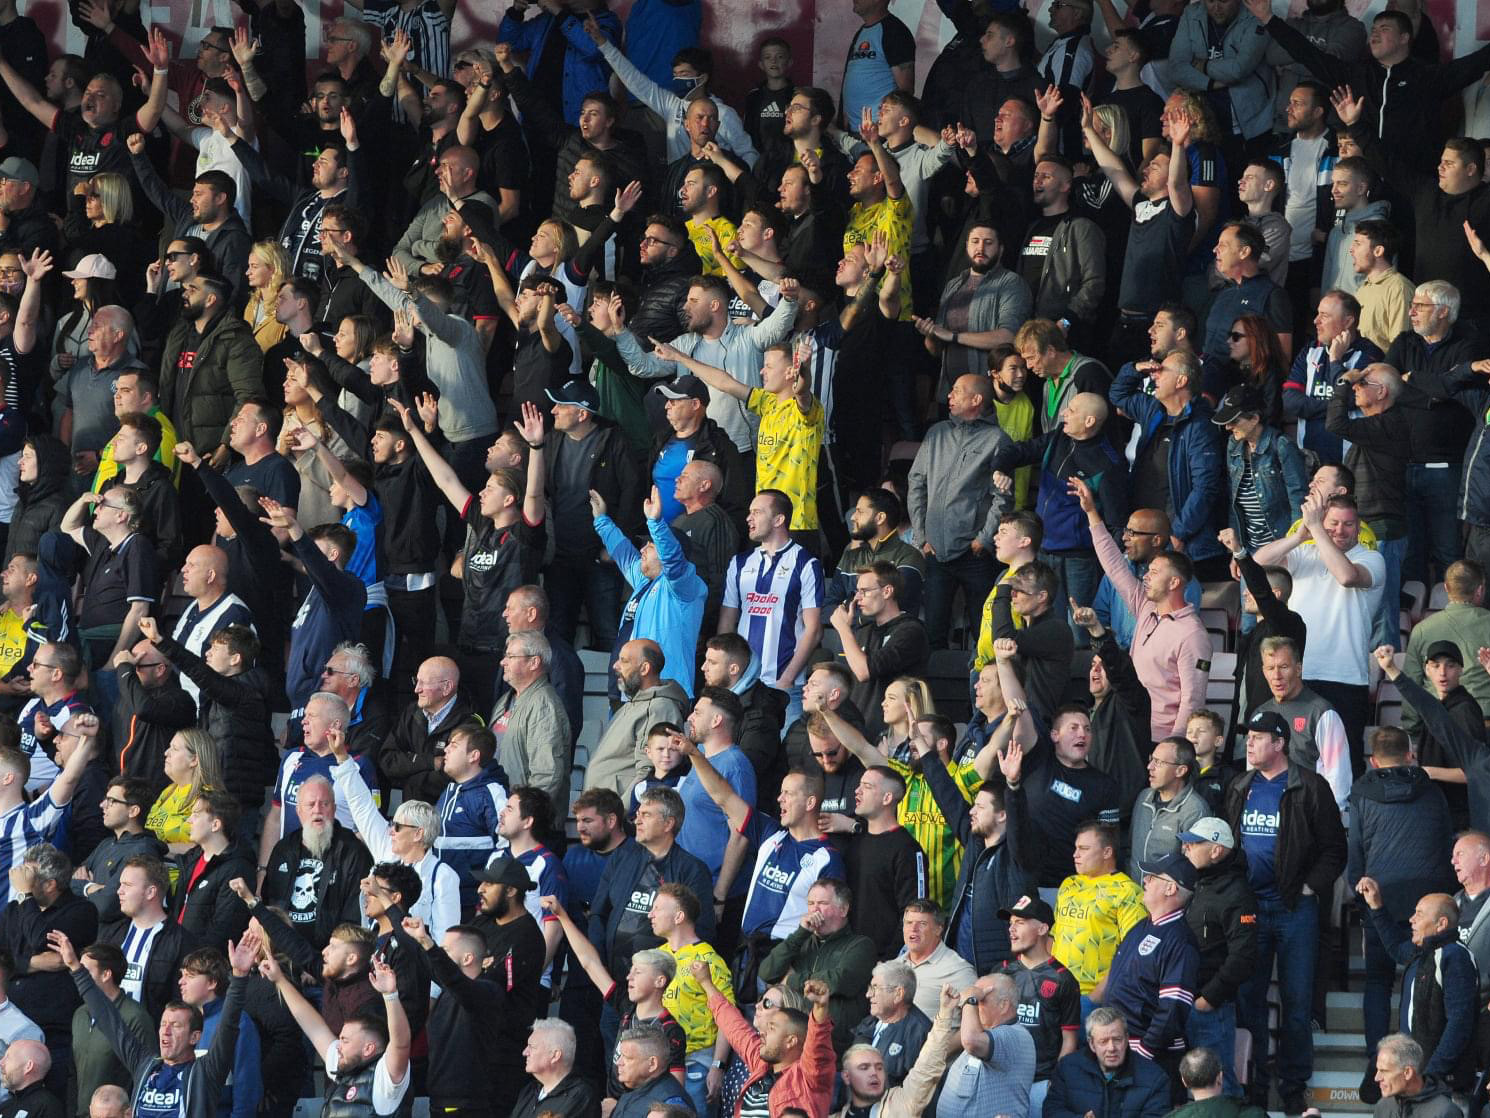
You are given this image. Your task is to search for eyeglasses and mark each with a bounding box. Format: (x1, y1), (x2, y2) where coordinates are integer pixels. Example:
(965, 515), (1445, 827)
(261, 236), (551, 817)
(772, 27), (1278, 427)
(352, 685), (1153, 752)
(165, 251), (192, 262)
(30, 660), (58, 670)
(98, 502), (128, 512)
(1409, 301), (1438, 310)
(640, 235), (681, 249)
(322, 665), (357, 676)
(390, 821), (416, 831)
(1122, 526), (1160, 537)
(200, 41), (228, 53)
(1227, 330), (1246, 341)
(102, 796), (129, 807)
(453, 60), (474, 69)
(1148, 755), (1181, 767)
(1009, 585), (1037, 597)
(135, 661), (167, 670)
(320, 226), (346, 236)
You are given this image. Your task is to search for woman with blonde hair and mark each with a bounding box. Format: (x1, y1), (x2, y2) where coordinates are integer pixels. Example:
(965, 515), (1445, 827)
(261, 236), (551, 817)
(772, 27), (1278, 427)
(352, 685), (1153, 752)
(61, 172), (153, 305)
(146, 728), (227, 860)
(279, 355), (353, 530)
(244, 241), (291, 352)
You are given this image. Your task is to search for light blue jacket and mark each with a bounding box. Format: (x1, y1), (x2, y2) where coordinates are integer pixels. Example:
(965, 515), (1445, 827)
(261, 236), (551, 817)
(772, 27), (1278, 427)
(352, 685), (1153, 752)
(1224, 425), (1310, 544)
(1167, 5), (1274, 141)
(596, 512), (707, 696)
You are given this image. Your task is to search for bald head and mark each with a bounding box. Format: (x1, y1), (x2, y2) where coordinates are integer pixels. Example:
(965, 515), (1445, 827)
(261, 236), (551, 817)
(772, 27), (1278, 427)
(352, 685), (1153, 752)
(414, 656), (460, 712)
(1, 1038), (50, 1091)
(182, 545), (229, 603)
(90, 1085), (130, 1118)
(1424, 893), (1459, 925)
(1065, 392), (1108, 436)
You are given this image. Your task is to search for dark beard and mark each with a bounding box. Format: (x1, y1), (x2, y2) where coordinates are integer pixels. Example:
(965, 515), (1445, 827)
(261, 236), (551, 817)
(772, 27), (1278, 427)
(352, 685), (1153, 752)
(968, 257), (993, 275)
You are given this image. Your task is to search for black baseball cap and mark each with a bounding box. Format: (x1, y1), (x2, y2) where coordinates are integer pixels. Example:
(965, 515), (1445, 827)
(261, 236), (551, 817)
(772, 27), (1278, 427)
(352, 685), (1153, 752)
(998, 894), (1055, 925)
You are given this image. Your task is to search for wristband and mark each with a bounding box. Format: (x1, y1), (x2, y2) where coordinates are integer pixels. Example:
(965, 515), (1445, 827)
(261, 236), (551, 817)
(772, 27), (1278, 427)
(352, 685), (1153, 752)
(153, 67), (169, 75)
(382, 991), (400, 1000)
(526, 440), (545, 450)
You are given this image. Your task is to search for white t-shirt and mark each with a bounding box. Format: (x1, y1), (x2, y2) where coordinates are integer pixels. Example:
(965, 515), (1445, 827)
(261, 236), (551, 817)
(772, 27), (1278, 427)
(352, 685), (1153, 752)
(323, 1040), (410, 1115)
(190, 127), (255, 223)
(1284, 134), (1328, 263)
(1284, 541), (1385, 684)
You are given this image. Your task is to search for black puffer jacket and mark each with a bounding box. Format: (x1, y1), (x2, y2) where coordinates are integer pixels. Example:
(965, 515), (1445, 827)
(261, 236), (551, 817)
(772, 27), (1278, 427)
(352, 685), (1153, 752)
(629, 241), (702, 345)
(1347, 763), (1456, 921)
(154, 634), (278, 811)
(5, 435), (70, 562)
(168, 840), (255, 949)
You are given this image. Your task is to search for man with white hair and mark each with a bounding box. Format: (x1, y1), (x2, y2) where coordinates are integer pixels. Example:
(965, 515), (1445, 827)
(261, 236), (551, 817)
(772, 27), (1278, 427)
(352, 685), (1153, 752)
(327, 729), (460, 940)
(849, 958), (931, 1086)
(260, 774), (373, 952)
(258, 691), (378, 888)
(317, 643), (391, 762)
(511, 1019), (597, 1118)
(489, 631), (571, 813)
(837, 984), (962, 1118)
(936, 973), (1035, 1118)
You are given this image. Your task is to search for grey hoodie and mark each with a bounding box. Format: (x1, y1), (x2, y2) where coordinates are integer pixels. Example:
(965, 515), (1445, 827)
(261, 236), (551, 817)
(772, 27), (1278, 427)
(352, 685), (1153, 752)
(584, 678), (690, 799)
(1321, 198), (1392, 294)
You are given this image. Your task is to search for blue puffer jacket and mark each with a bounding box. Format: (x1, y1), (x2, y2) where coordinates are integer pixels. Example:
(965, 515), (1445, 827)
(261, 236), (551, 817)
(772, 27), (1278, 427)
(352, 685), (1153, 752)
(1111, 363), (1226, 561)
(1045, 1048), (1172, 1118)
(1224, 425), (1309, 544)
(497, 6), (621, 125)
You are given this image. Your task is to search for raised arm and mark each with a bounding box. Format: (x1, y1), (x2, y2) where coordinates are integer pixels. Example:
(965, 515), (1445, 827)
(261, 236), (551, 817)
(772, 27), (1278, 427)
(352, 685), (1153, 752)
(133, 29), (173, 135)
(860, 108), (904, 199)
(0, 54), (57, 127)
(1079, 95), (1139, 206)
(13, 249), (53, 355)
(1167, 113), (1195, 218)
(650, 339), (751, 401)
(671, 732), (750, 832)
(1298, 490), (1373, 588)
(258, 950), (337, 1053)
(539, 896), (615, 993)
(388, 397), (471, 511)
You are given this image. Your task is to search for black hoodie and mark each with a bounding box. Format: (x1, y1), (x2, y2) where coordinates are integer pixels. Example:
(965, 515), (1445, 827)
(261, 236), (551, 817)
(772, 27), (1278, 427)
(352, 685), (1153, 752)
(5, 435), (69, 563)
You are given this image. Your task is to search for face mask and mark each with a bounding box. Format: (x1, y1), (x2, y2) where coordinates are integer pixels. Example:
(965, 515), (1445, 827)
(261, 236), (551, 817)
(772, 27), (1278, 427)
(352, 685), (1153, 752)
(671, 74), (704, 97)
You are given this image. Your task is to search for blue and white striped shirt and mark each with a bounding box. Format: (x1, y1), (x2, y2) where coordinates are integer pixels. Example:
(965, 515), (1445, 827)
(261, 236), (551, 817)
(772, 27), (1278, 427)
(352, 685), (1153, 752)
(0, 794), (66, 904)
(723, 542), (823, 689)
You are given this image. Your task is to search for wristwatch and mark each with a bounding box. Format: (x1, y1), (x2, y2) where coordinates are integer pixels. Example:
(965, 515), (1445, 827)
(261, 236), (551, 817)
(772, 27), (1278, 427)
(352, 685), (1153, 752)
(711, 1059), (726, 1070)
(963, 995), (980, 1007)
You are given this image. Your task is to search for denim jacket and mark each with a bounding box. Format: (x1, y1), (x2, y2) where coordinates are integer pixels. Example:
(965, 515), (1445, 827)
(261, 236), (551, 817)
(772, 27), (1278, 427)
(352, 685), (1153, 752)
(1225, 425), (1310, 544)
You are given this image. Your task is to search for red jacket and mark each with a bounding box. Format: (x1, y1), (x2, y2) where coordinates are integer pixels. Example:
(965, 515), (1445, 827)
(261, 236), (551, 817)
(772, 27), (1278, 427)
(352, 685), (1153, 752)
(709, 991), (835, 1118)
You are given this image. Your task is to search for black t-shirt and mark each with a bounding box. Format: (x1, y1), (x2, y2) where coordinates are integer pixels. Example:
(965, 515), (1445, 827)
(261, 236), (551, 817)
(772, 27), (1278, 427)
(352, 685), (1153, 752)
(1019, 213), (1066, 298)
(225, 452), (303, 511)
(78, 528), (158, 631)
(1131, 414), (1175, 515)
(1460, 890), (1489, 946)
(745, 84), (794, 166)
(472, 112), (530, 197)
(55, 107), (138, 189)
(820, 757), (868, 816)
(999, 956), (1081, 1078)
(1118, 197), (1195, 313)
(459, 502), (544, 653)
(511, 328), (574, 427)
(286, 851), (324, 928)
(609, 857), (664, 976)
(1022, 743), (1122, 887)
(1098, 86), (1164, 172)
(440, 257), (500, 324)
